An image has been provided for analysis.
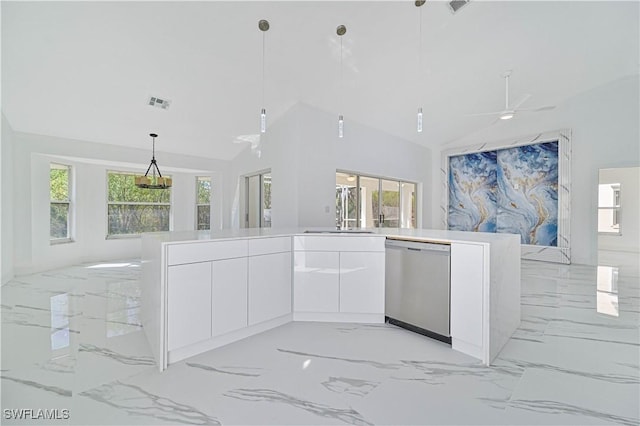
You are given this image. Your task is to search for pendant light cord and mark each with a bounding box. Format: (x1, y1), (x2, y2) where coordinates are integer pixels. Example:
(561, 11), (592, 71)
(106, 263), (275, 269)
(418, 7), (421, 78)
(340, 35), (343, 114)
(262, 30), (266, 110)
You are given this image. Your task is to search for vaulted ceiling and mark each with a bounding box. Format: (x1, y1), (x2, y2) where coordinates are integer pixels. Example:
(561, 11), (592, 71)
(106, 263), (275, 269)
(2, 1), (638, 160)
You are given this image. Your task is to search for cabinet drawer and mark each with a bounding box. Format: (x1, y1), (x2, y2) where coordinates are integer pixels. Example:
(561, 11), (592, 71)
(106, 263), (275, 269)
(248, 237), (292, 256)
(294, 235), (385, 252)
(167, 240), (248, 265)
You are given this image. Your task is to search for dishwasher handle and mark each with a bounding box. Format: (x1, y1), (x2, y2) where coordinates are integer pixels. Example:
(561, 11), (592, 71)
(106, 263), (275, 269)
(385, 239), (451, 253)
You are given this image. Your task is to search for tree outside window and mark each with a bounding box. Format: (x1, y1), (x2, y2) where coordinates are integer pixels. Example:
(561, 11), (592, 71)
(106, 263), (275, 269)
(50, 163), (72, 242)
(196, 176), (211, 230)
(107, 171), (171, 236)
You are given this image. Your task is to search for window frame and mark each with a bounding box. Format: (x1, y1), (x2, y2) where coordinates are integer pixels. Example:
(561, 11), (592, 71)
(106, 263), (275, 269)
(50, 162), (74, 245)
(195, 176), (212, 231)
(244, 170), (271, 228)
(105, 170), (172, 239)
(598, 183), (622, 236)
(336, 170), (418, 230)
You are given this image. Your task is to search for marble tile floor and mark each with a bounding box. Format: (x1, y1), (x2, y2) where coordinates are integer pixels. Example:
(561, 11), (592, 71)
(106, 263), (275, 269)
(1, 255), (638, 425)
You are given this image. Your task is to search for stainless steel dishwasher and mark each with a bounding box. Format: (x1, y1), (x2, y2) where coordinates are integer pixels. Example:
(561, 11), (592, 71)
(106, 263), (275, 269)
(385, 238), (451, 344)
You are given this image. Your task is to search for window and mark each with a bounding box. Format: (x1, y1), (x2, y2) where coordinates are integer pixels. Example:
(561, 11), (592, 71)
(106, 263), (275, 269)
(107, 171), (171, 237)
(196, 176), (211, 230)
(336, 171), (417, 229)
(244, 171), (271, 228)
(50, 163), (72, 243)
(598, 183), (621, 235)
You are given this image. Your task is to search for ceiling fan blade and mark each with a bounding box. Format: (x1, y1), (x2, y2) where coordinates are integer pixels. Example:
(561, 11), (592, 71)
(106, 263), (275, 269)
(517, 105), (556, 112)
(465, 111), (502, 117)
(511, 93), (532, 110)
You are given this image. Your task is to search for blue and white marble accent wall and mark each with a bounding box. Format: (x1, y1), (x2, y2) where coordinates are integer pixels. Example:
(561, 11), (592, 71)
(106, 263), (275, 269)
(443, 129), (571, 264)
(448, 152), (498, 233)
(496, 141), (558, 246)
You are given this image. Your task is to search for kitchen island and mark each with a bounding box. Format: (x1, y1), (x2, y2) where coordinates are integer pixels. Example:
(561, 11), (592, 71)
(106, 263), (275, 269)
(141, 228), (520, 371)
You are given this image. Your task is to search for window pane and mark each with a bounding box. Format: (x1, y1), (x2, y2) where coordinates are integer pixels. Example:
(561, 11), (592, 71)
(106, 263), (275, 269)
(108, 205), (170, 235)
(380, 179), (400, 228)
(400, 182), (417, 229)
(197, 177), (211, 204)
(50, 164), (69, 201)
(108, 172), (170, 203)
(336, 172), (358, 229)
(50, 203), (69, 239)
(247, 175), (260, 228)
(359, 176), (379, 228)
(197, 205), (210, 230)
(262, 173), (271, 228)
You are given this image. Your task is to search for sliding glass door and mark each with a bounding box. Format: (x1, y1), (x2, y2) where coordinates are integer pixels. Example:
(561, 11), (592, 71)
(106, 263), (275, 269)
(336, 171), (417, 230)
(359, 176), (380, 228)
(336, 172), (358, 229)
(379, 179), (400, 227)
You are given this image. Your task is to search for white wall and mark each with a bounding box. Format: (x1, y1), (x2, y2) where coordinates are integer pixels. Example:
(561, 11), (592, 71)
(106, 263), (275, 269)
(598, 167), (639, 253)
(433, 75), (640, 265)
(11, 132), (231, 275)
(2, 114), (15, 283)
(230, 103), (432, 230)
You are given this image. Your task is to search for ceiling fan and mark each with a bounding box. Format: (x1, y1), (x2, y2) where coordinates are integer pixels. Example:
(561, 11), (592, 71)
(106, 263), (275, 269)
(467, 70), (555, 121)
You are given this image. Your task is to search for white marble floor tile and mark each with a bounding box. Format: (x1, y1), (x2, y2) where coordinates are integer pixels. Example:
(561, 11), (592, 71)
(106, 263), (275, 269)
(2, 257), (639, 425)
(500, 368), (640, 425)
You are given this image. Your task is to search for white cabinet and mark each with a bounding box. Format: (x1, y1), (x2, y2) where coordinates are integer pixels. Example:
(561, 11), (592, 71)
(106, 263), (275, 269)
(167, 262), (212, 350)
(293, 236), (385, 318)
(339, 252), (385, 313)
(450, 243), (484, 349)
(294, 251), (340, 313)
(248, 252), (292, 325)
(212, 258), (248, 337)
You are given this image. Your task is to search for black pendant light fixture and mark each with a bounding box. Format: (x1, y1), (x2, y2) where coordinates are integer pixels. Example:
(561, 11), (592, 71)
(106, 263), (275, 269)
(135, 133), (172, 189)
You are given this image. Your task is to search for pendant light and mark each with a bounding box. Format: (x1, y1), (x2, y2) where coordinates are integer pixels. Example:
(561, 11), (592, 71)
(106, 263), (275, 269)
(135, 133), (172, 189)
(416, 0), (425, 133)
(258, 19), (269, 133)
(336, 25), (347, 138)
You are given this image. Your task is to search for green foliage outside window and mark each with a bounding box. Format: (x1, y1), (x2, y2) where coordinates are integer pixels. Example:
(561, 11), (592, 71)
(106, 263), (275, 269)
(196, 177), (211, 230)
(50, 167), (69, 201)
(108, 173), (170, 203)
(50, 165), (70, 240)
(107, 172), (171, 236)
(197, 178), (211, 205)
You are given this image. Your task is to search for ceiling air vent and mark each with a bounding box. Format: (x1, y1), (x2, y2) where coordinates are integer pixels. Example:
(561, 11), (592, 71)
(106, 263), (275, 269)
(449, 0), (469, 13)
(148, 96), (171, 110)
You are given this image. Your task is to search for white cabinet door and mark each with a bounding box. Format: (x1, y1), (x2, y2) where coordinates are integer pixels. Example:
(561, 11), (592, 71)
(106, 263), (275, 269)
(339, 252), (385, 314)
(450, 243), (484, 347)
(212, 257), (248, 337)
(248, 252), (292, 325)
(167, 262), (212, 350)
(294, 251), (340, 312)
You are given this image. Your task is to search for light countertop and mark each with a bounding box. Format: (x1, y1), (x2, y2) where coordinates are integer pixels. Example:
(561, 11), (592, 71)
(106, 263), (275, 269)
(143, 227), (518, 246)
